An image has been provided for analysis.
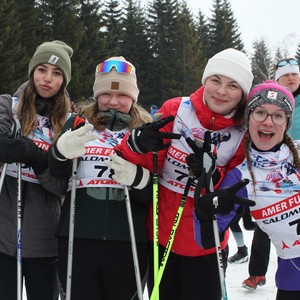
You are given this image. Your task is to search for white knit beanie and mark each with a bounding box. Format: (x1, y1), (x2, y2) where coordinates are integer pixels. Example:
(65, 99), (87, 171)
(202, 48), (253, 96)
(275, 63), (300, 81)
(93, 56), (139, 102)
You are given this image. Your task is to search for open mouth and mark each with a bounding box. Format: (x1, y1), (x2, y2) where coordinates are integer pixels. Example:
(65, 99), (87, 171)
(258, 130), (274, 140)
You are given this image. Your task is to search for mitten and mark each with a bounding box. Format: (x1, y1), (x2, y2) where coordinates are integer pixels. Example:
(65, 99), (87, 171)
(105, 153), (151, 189)
(0, 136), (48, 174)
(56, 123), (98, 159)
(127, 116), (181, 154)
(195, 179), (255, 221)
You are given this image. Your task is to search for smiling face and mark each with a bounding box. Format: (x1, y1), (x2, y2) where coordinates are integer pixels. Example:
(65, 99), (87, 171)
(96, 92), (133, 114)
(249, 104), (287, 151)
(33, 64), (64, 98)
(203, 75), (244, 116)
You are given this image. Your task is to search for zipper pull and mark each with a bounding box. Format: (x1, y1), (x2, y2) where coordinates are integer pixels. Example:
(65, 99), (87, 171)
(210, 117), (215, 124)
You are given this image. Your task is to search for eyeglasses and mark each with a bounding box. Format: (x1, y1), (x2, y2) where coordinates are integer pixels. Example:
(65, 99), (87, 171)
(251, 108), (288, 125)
(276, 59), (298, 68)
(96, 60), (134, 74)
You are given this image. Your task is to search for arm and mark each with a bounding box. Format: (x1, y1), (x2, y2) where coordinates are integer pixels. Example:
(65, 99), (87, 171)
(194, 169), (254, 249)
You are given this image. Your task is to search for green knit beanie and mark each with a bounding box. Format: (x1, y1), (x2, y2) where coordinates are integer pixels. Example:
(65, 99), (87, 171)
(28, 40), (73, 86)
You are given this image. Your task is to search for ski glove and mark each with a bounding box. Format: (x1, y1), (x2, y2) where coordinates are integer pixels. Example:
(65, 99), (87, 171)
(55, 124), (98, 159)
(105, 153), (151, 190)
(186, 131), (220, 183)
(127, 116), (181, 154)
(0, 136), (48, 174)
(194, 179), (255, 221)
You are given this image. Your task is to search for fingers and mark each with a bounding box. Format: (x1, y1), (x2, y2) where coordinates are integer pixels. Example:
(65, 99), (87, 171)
(152, 115), (175, 130)
(203, 131), (211, 152)
(186, 137), (202, 154)
(75, 123), (94, 136)
(228, 179), (249, 194)
(156, 131), (181, 140)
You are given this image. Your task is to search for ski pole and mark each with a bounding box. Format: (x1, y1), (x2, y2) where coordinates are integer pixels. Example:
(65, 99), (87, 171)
(0, 163), (8, 194)
(124, 185), (143, 300)
(150, 172), (194, 300)
(207, 175), (228, 300)
(17, 162), (22, 300)
(66, 159), (78, 300)
(152, 151), (159, 300)
(201, 145), (228, 300)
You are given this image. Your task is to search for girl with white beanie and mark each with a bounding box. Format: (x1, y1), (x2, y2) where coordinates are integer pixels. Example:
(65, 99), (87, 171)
(115, 48), (254, 299)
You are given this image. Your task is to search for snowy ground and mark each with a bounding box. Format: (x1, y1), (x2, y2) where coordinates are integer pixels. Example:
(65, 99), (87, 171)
(23, 229), (277, 300)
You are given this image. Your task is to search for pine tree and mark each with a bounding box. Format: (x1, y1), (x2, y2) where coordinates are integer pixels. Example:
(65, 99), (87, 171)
(120, 0), (154, 108)
(207, 0), (244, 56)
(176, 1), (201, 95)
(251, 39), (272, 85)
(295, 42), (300, 62)
(101, 0), (123, 57)
(0, 0), (26, 94)
(146, 0), (182, 104)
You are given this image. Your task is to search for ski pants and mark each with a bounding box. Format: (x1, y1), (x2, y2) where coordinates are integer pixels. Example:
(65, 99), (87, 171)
(147, 241), (228, 300)
(0, 252), (60, 300)
(249, 224), (271, 276)
(57, 237), (149, 300)
(276, 289), (300, 300)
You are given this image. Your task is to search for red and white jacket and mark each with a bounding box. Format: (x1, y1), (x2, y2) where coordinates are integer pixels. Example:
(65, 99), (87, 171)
(117, 86), (246, 256)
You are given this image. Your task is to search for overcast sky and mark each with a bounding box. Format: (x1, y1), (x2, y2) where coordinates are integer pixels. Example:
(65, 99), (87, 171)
(184, 0), (299, 57)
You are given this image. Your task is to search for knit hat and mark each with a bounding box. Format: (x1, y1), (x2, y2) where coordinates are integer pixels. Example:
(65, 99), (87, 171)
(93, 56), (139, 102)
(275, 59), (300, 80)
(244, 80), (295, 129)
(202, 48), (253, 96)
(28, 40), (73, 86)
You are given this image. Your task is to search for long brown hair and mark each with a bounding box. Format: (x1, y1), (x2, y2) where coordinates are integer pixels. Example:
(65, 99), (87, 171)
(17, 78), (70, 141)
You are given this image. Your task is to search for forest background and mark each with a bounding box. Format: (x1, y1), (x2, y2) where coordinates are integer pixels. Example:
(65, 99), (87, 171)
(1, 0), (300, 110)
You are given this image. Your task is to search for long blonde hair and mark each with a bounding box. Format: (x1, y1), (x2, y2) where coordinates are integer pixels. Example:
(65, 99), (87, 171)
(17, 78), (70, 141)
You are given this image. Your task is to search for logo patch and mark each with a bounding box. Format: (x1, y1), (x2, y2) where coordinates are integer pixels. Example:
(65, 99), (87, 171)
(111, 82), (119, 90)
(267, 91), (278, 100)
(48, 55), (59, 65)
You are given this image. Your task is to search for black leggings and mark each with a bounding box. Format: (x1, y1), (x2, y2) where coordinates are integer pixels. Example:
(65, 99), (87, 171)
(0, 252), (59, 300)
(58, 237), (148, 300)
(276, 289), (300, 300)
(249, 225), (271, 276)
(147, 241), (228, 300)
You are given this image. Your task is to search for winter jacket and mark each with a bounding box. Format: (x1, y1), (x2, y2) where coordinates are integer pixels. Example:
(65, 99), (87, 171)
(288, 88), (300, 140)
(212, 144), (300, 291)
(117, 86), (247, 256)
(0, 89), (69, 258)
(49, 114), (152, 243)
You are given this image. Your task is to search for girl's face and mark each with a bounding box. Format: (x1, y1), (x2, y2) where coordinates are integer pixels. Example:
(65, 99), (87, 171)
(33, 64), (64, 98)
(203, 75), (244, 115)
(97, 92), (133, 114)
(249, 104), (287, 151)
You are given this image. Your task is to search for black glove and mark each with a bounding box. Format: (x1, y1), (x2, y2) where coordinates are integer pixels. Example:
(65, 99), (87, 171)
(0, 136), (48, 174)
(195, 179), (255, 221)
(127, 116), (181, 154)
(186, 131), (219, 181)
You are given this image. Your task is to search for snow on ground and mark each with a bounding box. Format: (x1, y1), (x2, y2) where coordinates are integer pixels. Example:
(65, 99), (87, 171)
(23, 228), (277, 300)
